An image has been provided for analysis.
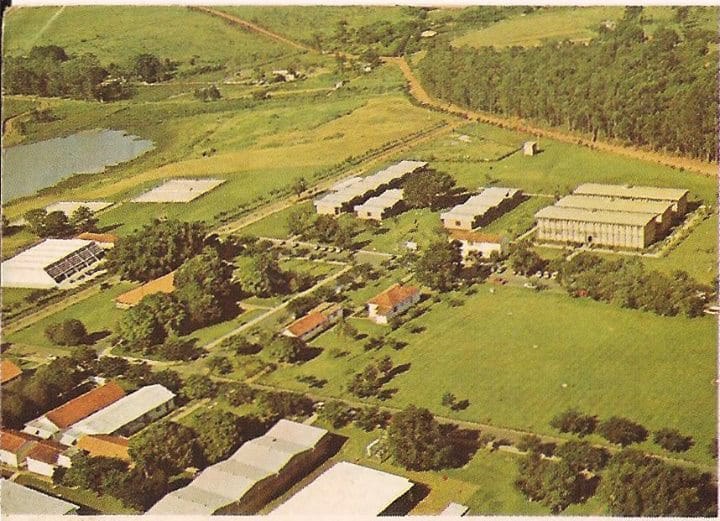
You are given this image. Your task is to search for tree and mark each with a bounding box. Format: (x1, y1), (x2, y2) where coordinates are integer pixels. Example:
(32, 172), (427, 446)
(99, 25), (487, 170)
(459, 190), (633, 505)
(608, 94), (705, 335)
(43, 211), (73, 238)
(554, 440), (609, 472)
(348, 364), (382, 398)
(149, 369), (183, 393)
(597, 416), (648, 447)
(598, 449), (717, 516)
(129, 422), (200, 474)
(549, 408), (597, 437)
(181, 374), (217, 400)
(132, 53), (167, 83)
(207, 355), (233, 375)
(653, 428), (694, 452)
(115, 293), (187, 351)
(387, 405), (451, 470)
(441, 392), (457, 409)
(257, 390), (314, 421)
(221, 381), (256, 406)
(319, 400), (353, 428)
(415, 239), (462, 290)
(292, 177), (307, 196)
(219, 334), (260, 356)
(403, 169), (455, 209)
(61, 453), (128, 493)
(268, 336), (304, 364)
(157, 336), (202, 361)
(70, 345), (98, 370)
(286, 295), (319, 318)
(509, 241), (546, 276)
(24, 208), (48, 236)
(106, 219), (207, 282)
(193, 410), (244, 465)
(287, 206), (315, 237)
(355, 405), (391, 431)
(70, 206), (98, 233)
(193, 85), (221, 101)
(335, 315), (358, 339)
(514, 455), (584, 513)
(242, 250), (288, 297)
(45, 319), (87, 346)
(175, 247), (236, 328)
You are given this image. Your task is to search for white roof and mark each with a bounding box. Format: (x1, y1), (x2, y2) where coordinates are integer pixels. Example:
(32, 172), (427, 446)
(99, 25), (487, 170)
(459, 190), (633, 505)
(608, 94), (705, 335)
(354, 189), (403, 213)
(62, 385), (174, 442)
(1, 479), (78, 515)
(147, 419), (328, 515)
(0, 239), (96, 289)
(45, 201), (112, 215)
(272, 462), (413, 516)
(573, 183), (688, 202)
(535, 205), (657, 226)
(132, 178), (225, 203)
(440, 502), (470, 516)
(556, 195), (672, 216)
(441, 187), (519, 221)
(23, 416), (61, 437)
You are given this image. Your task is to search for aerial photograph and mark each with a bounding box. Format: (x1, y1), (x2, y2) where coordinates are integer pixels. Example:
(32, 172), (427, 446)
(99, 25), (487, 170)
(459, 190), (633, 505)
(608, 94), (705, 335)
(0, 3), (717, 517)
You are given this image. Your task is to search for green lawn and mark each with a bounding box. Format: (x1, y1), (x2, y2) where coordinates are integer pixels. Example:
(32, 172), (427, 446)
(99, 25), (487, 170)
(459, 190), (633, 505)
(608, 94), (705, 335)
(241, 202), (313, 239)
(482, 196), (550, 238)
(347, 209), (444, 255)
(5, 283), (134, 349)
(262, 285), (717, 466)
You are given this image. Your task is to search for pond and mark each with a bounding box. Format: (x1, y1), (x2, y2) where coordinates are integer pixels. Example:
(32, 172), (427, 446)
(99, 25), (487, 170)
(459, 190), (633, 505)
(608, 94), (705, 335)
(1, 129), (154, 203)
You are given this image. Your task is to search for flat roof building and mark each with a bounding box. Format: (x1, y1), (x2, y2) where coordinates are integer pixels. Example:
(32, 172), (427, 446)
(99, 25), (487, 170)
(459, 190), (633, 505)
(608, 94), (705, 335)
(555, 194), (673, 233)
(147, 419), (331, 515)
(314, 160), (426, 215)
(60, 384), (175, 445)
(354, 189), (404, 221)
(132, 178), (225, 203)
(573, 183), (688, 214)
(441, 187), (522, 230)
(271, 462), (415, 516)
(535, 205), (658, 249)
(1, 239), (104, 289)
(1, 479), (79, 515)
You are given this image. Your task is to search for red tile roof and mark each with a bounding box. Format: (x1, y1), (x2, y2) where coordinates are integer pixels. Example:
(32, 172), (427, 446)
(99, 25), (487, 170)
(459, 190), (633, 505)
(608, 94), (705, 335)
(0, 360), (22, 385)
(368, 284), (419, 313)
(77, 435), (130, 461)
(115, 271), (175, 307)
(0, 429), (38, 453)
(27, 440), (65, 465)
(448, 229), (503, 244)
(286, 312), (328, 337)
(45, 382), (126, 429)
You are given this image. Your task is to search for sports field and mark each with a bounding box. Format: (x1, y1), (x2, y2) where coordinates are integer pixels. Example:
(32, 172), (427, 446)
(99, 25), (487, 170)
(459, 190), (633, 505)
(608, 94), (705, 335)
(262, 285), (717, 466)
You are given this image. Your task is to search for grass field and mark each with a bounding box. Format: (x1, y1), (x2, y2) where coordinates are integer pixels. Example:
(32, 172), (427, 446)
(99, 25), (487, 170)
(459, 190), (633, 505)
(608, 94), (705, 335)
(262, 285), (717, 465)
(482, 196), (550, 238)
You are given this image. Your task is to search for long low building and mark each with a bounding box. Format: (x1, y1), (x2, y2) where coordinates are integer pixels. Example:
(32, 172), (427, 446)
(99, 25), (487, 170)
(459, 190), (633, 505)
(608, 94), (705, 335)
(60, 384), (175, 445)
(147, 420), (331, 515)
(448, 229), (508, 263)
(441, 187), (522, 230)
(354, 189), (404, 221)
(573, 183), (688, 215)
(282, 302), (343, 341)
(535, 205), (658, 249)
(555, 194), (673, 234)
(271, 462), (415, 516)
(1, 479), (79, 515)
(314, 160), (426, 215)
(1, 239), (105, 289)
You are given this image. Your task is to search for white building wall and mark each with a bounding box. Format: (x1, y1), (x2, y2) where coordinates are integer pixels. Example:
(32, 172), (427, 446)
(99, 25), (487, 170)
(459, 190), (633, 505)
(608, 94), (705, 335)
(0, 449), (20, 467)
(27, 458), (56, 477)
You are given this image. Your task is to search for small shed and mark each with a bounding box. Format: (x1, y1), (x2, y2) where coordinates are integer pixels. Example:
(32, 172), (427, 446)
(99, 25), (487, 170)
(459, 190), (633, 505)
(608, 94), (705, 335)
(523, 141), (538, 156)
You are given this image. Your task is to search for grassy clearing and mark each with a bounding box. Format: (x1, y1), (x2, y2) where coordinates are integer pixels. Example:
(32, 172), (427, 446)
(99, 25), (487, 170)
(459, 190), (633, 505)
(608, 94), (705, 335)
(346, 209), (444, 255)
(262, 285), (716, 466)
(482, 196), (549, 238)
(4, 282), (134, 348)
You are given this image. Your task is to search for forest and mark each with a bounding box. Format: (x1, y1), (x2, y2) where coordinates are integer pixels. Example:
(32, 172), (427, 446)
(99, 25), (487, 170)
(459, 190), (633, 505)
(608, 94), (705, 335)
(417, 10), (718, 161)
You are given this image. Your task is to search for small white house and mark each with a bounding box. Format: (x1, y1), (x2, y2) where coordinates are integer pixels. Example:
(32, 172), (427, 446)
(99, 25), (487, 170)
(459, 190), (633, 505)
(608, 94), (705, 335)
(26, 441), (73, 478)
(367, 284), (420, 325)
(448, 230), (508, 264)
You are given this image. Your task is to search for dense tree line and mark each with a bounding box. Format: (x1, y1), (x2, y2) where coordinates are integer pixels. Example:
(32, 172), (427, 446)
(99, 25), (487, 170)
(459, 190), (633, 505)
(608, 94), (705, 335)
(24, 206), (98, 238)
(417, 10), (718, 161)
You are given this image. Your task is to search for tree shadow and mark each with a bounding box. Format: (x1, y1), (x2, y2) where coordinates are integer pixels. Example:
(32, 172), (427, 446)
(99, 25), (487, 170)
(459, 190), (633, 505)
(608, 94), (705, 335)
(441, 425), (481, 468)
(297, 346), (322, 363)
(451, 399), (470, 411)
(1, 224), (23, 236)
(383, 483), (430, 515)
(377, 388), (398, 401)
(387, 362), (411, 380)
(98, 223), (123, 233)
(85, 330), (111, 344)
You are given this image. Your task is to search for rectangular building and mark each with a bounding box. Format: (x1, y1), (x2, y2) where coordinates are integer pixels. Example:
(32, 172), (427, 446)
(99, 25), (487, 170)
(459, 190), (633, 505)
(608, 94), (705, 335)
(282, 302), (343, 341)
(448, 229), (508, 263)
(441, 187), (522, 230)
(60, 384), (175, 445)
(367, 284), (420, 325)
(555, 194), (673, 234)
(0, 429), (38, 468)
(354, 189), (404, 221)
(26, 439), (73, 477)
(314, 160), (426, 215)
(573, 183), (689, 215)
(271, 462), (415, 516)
(147, 420), (331, 515)
(535, 205), (658, 249)
(1, 479), (79, 515)
(1, 239), (105, 289)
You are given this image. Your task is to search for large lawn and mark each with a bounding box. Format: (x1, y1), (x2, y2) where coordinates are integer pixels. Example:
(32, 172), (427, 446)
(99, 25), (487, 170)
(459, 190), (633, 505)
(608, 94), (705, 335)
(262, 285), (717, 466)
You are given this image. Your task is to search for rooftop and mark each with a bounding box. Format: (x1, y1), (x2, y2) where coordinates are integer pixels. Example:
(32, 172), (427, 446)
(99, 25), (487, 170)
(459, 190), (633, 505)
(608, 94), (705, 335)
(285, 302), (341, 337)
(1, 479), (78, 515)
(556, 194), (673, 215)
(45, 201), (112, 216)
(573, 183), (688, 202)
(354, 189), (404, 212)
(0, 359), (22, 384)
(368, 283), (420, 313)
(132, 178), (225, 203)
(441, 187), (520, 220)
(0, 428), (39, 453)
(77, 434), (130, 461)
(26, 439), (66, 465)
(1, 239), (94, 271)
(271, 462), (414, 516)
(535, 205), (657, 226)
(75, 232), (119, 244)
(45, 382), (126, 429)
(115, 271), (175, 307)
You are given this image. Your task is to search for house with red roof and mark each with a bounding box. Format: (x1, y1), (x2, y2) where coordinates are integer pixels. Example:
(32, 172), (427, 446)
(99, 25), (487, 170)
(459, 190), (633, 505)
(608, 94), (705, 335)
(0, 360), (22, 386)
(23, 381), (126, 440)
(0, 429), (39, 468)
(26, 439), (73, 477)
(367, 284), (420, 325)
(282, 303), (343, 341)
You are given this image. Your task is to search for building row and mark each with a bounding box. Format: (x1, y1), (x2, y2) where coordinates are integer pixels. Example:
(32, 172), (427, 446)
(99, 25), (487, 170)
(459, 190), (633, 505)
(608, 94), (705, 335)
(441, 187), (522, 231)
(354, 188), (404, 221)
(314, 160), (427, 216)
(535, 183), (689, 249)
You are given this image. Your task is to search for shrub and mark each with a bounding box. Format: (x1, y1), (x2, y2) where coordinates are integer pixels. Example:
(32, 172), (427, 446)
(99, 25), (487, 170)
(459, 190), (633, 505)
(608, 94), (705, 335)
(653, 428), (694, 452)
(45, 319), (87, 346)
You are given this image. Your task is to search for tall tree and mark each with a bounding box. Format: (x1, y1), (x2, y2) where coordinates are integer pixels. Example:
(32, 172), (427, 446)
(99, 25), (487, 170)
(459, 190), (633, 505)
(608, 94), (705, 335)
(387, 405), (451, 470)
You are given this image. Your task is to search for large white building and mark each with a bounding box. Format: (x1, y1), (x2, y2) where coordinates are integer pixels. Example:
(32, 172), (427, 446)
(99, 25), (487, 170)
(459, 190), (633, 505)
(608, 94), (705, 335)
(555, 194), (673, 234)
(441, 187), (522, 230)
(60, 384), (175, 445)
(1, 479), (79, 515)
(147, 420), (331, 515)
(573, 183), (688, 215)
(314, 160), (426, 215)
(0, 239), (104, 289)
(271, 462), (415, 516)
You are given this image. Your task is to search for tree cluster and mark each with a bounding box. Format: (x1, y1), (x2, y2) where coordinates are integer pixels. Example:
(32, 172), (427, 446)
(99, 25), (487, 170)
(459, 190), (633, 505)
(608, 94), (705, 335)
(418, 13), (718, 161)
(348, 356), (394, 398)
(387, 405), (452, 470)
(414, 239), (463, 291)
(403, 169), (457, 210)
(23, 206), (98, 238)
(193, 85), (222, 102)
(287, 209), (357, 250)
(44, 318), (88, 346)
